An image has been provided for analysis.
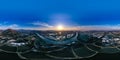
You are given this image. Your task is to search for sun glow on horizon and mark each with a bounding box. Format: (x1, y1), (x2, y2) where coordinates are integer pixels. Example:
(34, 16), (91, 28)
(56, 25), (64, 31)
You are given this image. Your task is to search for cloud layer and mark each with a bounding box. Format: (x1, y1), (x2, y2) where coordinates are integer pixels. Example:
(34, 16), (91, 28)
(31, 22), (53, 28)
(0, 24), (19, 29)
(1, 21), (120, 31)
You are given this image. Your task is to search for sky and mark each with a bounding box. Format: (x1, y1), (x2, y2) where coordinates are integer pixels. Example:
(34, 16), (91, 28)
(0, 0), (120, 30)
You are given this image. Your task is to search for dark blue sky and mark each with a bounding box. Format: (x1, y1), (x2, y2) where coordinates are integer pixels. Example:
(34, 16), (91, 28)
(0, 0), (120, 30)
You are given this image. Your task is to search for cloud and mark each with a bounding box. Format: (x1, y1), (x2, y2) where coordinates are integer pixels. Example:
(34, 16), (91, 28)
(1, 23), (120, 31)
(8, 24), (19, 28)
(29, 23), (120, 30)
(0, 24), (19, 30)
(31, 22), (53, 28)
(74, 24), (120, 30)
